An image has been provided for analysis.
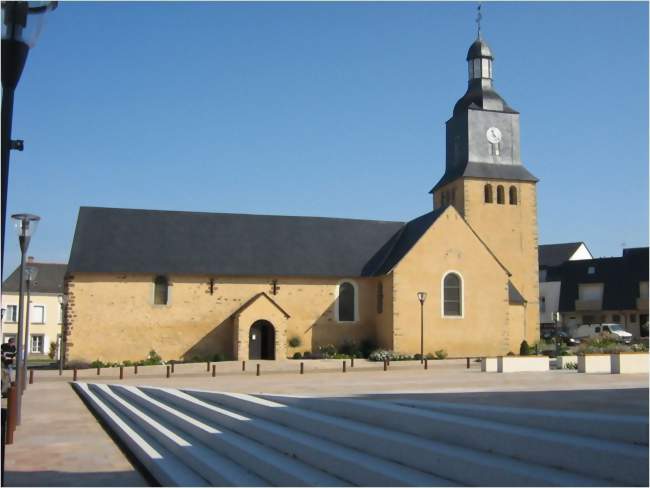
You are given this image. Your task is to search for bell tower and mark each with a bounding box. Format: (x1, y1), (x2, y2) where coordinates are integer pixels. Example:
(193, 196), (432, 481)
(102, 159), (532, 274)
(430, 35), (540, 344)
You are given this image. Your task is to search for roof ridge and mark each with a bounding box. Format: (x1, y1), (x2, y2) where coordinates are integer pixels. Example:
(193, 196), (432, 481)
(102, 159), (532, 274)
(79, 206), (405, 226)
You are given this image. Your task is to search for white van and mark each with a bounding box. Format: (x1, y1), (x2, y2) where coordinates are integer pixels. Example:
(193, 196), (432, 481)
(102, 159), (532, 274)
(573, 323), (633, 344)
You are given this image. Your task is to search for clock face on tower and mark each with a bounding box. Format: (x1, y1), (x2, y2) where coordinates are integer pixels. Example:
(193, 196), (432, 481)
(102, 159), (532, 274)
(486, 127), (502, 144)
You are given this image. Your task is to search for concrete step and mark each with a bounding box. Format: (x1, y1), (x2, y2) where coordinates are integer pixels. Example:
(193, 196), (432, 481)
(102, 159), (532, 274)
(184, 390), (611, 487)
(260, 394), (647, 486)
(387, 397), (649, 445)
(73, 383), (209, 487)
(142, 386), (451, 487)
(88, 384), (266, 487)
(109, 384), (345, 487)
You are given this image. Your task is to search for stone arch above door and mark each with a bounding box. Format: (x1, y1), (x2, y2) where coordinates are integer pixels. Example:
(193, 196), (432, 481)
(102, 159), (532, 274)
(232, 292), (289, 360)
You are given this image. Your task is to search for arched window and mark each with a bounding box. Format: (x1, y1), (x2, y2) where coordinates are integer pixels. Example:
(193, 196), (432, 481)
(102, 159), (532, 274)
(154, 275), (168, 305)
(443, 273), (462, 317)
(484, 184), (493, 203)
(496, 185), (505, 205)
(509, 186), (518, 205)
(338, 281), (356, 322)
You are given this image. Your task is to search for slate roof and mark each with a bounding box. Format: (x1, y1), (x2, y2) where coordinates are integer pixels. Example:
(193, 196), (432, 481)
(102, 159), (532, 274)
(538, 242), (586, 268)
(430, 162), (538, 193)
(68, 207), (450, 278)
(2, 262), (67, 294)
(545, 248), (649, 312)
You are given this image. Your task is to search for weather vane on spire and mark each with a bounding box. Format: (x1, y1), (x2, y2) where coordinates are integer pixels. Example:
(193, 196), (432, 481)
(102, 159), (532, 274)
(476, 3), (482, 39)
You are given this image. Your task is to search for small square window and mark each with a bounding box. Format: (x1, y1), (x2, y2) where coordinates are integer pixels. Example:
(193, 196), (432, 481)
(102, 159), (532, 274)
(587, 266), (595, 275)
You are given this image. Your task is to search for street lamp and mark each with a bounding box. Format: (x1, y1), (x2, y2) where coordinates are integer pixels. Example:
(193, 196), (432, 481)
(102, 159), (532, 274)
(57, 293), (67, 375)
(21, 264), (38, 392)
(11, 212), (39, 425)
(417, 292), (427, 364)
(1, 1), (57, 271)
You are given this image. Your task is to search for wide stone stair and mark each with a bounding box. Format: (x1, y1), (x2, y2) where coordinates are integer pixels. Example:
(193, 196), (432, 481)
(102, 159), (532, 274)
(73, 383), (649, 486)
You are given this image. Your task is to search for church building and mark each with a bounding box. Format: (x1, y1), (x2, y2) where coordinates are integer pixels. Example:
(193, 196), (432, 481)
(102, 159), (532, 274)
(64, 36), (540, 364)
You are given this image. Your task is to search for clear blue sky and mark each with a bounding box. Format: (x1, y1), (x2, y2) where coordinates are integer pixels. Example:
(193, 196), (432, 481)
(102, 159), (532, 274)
(3, 1), (648, 276)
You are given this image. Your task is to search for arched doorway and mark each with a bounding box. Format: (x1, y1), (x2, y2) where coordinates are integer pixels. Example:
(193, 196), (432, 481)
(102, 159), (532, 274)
(249, 320), (275, 360)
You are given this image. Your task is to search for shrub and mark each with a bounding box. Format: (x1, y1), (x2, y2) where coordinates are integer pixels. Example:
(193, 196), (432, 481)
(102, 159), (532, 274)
(360, 339), (377, 358)
(434, 349), (448, 360)
(506, 351), (515, 356)
(631, 342), (649, 352)
(211, 353), (224, 362)
(519, 340), (531, 356)
(90, 359), (106, 368)
(122, 360), (134, 367)
(48, 342), (57, 360)
(292, 352), (302, 359)
(317, 344), (337, 359)
(288, 336), (301, 348)
(577, 333), (631, 355)
(425, 352), (435, 360)
(368, 350), (414, 361)
(339, 339), (360, 357)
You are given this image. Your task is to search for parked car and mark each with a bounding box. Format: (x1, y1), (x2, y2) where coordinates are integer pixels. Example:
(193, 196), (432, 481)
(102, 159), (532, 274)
(543, 330), (580, 346)
(573, 323), (633, 344)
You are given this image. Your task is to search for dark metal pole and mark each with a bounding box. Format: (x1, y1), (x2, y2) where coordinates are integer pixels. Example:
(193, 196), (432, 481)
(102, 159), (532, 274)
(21, 278), (31, 393)
(420, 301), (424, 364)
(1, 38), (29, 272)
(14, 241), (26, 425)
(58, 302), (66, 375)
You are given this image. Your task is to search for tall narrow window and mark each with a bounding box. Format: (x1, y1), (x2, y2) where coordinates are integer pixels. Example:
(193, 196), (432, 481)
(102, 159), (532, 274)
(451, 188), (456, 203)
(509, 186), (518, 205)
(443, 273), (462, 317)
(338, 281), (356, 322)
(484, 184), (493, 203)
(540, 296), (546, 313)
(496, 185), (505, 204)
(377, 282), (383, 314)
(154, 276), (169, 305)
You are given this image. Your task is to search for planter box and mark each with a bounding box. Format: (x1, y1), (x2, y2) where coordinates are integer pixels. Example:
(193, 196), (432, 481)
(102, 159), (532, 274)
(556, 355), (578, 369)
(611, 353), (649, 374)
(578, 354), (610, 373)
(481, 357), (498, 372)
(497, 356), (549, 373)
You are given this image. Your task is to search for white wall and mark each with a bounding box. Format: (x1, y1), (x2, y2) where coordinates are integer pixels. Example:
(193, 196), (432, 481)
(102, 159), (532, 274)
(539, 281), (561, 325)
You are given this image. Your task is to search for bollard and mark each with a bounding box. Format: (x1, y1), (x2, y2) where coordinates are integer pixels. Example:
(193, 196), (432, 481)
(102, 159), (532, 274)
(171, 362), (175, 373)
(212, 365), (216, 377)
(166, 365), (171, 378)
(256, 364), (260, 376)
(342, 361), (346, 373)
(97, 367), (100, 376)
(466, 357), (470, 369)
(206, 361), (210, 372)
(351, 357), (354, 368)
(242, 360), (246, 372)
(425, 358), (428, 370)
(73, 368), (78, 381)
(383, 359), (387, 371)
(134, 365), (138, 375)
(387, 358), (391, 366)
(6, 383), (17, 445)
(29, 369), (34, 384)
(119, 366), (124, 380)
(300, 362), (304, 374)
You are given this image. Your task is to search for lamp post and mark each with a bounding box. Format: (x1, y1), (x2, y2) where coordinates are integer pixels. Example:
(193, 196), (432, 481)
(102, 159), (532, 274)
(417, 292), (427, 364)
(21, 264), (38, 392)
(1, 2), (57, 271)
(11, 213), (39, 425)
(57, 293), (67, 374)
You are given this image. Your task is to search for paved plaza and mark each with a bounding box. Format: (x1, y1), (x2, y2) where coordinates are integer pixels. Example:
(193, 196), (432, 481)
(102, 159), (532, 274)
(3, 359), (648, 486)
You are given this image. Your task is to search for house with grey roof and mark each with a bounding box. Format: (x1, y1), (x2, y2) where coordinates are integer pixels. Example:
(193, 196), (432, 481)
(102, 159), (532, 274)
(2, 260), (68, 358)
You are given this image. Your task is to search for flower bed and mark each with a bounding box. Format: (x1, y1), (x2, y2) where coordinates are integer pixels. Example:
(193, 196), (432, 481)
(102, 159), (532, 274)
(481, 357), (498, 372)
(578, 354), (611, 373)
(611, 353), (649, 374)
(497, 356), (549, 373)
